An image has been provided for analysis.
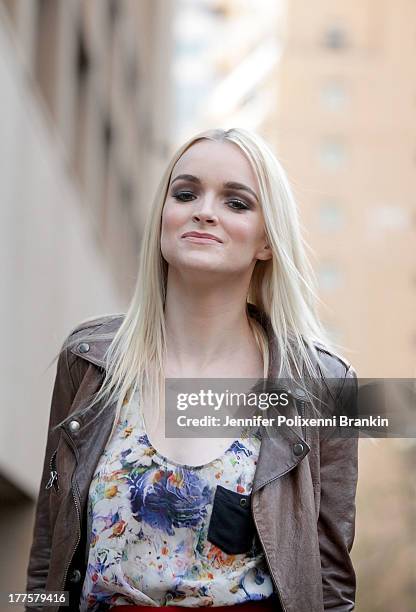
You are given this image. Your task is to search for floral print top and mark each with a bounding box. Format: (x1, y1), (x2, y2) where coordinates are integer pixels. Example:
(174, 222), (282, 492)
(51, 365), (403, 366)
(79, 389), (274, 610)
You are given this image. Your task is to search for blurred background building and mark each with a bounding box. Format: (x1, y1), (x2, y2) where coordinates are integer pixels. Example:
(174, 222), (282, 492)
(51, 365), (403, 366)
(0, 0), (414, 610)
(0, 0), (173, 604)
(266, 0), (416, 380)
(172, 0), (283, 142)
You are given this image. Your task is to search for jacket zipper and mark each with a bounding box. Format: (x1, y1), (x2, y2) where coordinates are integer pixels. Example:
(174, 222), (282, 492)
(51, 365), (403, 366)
(60, 428), (82, 591)
(251, 507), (287, 612)
(45, 449), (59, 492)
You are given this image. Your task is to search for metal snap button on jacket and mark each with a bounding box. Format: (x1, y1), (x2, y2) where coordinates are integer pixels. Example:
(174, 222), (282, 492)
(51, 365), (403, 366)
(239, 498), (248, 508)
(78, 342), (90, 353)
(68, 419), (81, 433)
(68, 568), (81, 584)
(293, 442), (304, 456)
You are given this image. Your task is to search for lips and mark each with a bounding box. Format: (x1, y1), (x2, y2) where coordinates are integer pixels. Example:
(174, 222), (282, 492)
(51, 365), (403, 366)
(181, 231), (222, 243)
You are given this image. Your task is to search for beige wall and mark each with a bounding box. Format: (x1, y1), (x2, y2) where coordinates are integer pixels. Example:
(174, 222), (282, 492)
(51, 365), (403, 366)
(267, 0), (415, 377)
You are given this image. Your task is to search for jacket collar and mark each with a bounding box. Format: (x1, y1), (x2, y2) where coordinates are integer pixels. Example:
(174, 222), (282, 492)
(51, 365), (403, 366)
(70, 305), (310, 401)
(70, 315), (123, 369)
(70, 303), (310, 492)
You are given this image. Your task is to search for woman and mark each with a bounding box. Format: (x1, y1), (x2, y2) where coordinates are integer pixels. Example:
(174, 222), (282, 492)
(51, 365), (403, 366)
(25, 128), (358, 612)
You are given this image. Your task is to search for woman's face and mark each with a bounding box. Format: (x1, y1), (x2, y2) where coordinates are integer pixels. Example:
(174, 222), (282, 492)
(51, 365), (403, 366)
(160, 140), (271, 280)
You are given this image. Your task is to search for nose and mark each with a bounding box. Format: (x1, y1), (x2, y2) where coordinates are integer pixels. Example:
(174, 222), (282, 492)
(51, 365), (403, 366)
(191, 195), (219, 225)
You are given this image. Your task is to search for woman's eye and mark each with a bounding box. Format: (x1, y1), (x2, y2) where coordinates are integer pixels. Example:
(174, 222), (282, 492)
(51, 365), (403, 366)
(172, 192), (249, 210)
(173, 191), (196, 202)
(228, 199), (249, 211)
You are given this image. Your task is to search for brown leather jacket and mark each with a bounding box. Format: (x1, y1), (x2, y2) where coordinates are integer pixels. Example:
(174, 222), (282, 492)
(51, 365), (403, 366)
(25, 304), (358, 612)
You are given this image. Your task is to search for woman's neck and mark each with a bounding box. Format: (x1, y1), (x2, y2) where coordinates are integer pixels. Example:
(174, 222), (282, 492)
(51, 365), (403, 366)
(163, 274), (260, 378)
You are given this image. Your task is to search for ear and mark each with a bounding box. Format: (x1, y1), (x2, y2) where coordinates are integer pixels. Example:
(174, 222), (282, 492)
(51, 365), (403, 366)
(256, 243), (273, 262)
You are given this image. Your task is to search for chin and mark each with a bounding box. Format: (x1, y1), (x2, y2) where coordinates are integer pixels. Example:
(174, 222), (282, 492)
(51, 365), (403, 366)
(171, 258), (225, 275)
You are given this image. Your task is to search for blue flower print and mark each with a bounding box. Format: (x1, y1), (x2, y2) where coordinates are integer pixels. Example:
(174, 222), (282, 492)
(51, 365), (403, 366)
(127, 466), (211, 535)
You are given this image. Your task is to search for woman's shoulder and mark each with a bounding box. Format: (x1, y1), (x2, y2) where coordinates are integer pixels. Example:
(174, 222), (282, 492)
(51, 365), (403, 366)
(60, 313), (126, 354)
(308, 339), (357, 382)
(53, 314), (126, 381)
(69, 313), (125, 338)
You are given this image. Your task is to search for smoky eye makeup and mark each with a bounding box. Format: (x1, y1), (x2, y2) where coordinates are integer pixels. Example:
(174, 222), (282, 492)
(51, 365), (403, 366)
(169, 178), (200, 196)
(222, 190), (255, 209)
(170, 188), (199, 203)
(168, 177), (258, 210)
(172, 191), (196, 203)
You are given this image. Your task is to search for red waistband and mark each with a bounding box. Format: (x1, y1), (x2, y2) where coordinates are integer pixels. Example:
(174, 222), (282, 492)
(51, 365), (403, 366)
(112, 601), (274, 611)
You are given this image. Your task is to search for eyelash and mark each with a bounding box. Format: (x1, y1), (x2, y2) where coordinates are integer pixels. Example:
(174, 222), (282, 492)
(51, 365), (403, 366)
(172, 191), (250, 211)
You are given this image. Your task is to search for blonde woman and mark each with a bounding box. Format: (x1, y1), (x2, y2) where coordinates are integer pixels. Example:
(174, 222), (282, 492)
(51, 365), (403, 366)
(26, 128), (358, 612)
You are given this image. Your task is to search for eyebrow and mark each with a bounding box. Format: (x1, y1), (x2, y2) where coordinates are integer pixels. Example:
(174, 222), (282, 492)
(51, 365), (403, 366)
(170, 174), (259, 203)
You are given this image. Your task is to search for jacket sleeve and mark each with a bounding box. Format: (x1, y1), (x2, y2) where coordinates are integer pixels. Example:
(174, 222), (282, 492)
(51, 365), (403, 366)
(25, 340), (77, 608)
(318, 365), (359, 610)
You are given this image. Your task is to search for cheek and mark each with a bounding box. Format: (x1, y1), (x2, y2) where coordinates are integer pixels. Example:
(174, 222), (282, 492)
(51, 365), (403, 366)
(226, 216), (264, 246)
(161, 201), (187, 232)
(160, 203), (188, 258)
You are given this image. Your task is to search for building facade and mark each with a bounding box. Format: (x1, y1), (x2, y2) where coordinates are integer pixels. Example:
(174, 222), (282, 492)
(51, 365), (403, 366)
(0, 0), (173, 602)
(267, 0), (415, 378)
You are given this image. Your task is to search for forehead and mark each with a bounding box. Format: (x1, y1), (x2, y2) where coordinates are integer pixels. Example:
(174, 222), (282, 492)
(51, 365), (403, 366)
(171, 140), (258, 191)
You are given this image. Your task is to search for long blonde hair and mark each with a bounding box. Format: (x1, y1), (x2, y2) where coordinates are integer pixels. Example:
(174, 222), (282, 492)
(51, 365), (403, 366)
(59, 127), (334, 438)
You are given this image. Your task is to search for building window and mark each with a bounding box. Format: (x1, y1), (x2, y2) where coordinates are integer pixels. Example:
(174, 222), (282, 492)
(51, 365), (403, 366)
(323, 25), (348, 50)
(1, 0), (17, 25)
(120, 176), (134, 210)
(108, 0), (120, 27)
(34, 0), (59, 116)
(124, 53), (138, 95)
(368, 205), (410, 231)
(73, 25), (90, 186)
(320, 81), (347, 111)
(319, 139), (346, 170)
(318, 263), (342, 291)
(319, 201), (344, 231)
(102, 116), (114, 164)
(76, 26), (90, 82)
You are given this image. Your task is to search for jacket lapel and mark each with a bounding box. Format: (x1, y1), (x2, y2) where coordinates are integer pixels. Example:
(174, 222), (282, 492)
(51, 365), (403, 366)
(246, 303), (310, 491)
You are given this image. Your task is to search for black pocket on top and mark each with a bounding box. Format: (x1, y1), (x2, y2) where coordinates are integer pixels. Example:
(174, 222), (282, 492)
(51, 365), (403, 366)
(207, 485), (255, 555)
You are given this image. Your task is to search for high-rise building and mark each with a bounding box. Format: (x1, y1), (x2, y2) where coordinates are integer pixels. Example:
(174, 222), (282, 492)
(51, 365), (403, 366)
(267, 0), (415, 378)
